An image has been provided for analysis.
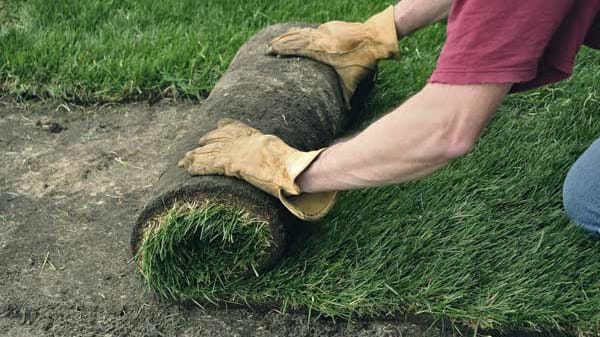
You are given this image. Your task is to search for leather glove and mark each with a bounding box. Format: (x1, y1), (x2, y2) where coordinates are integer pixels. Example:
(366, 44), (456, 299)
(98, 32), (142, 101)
(178, 118), (337, 221)
(267, 5), (399, 105)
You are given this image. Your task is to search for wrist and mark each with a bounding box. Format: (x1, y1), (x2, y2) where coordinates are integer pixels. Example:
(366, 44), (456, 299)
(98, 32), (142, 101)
(393, 5), (412, 39)
(296, 147), (332, 193)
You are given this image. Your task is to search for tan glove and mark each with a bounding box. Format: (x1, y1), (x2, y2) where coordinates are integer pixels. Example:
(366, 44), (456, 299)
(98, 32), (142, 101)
(267, 6), (399, 105)
(178, 119), (337, 221)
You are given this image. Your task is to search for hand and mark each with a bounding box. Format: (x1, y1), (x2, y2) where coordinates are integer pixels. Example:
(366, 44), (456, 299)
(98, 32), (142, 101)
(268, 6), (399, 105)
(178, 119), (338, 220)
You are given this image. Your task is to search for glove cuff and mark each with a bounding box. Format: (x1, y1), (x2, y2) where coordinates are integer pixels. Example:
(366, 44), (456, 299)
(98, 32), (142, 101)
(283, 148), (326, 195)
(365, 5), (400, 60)
(279, 148), (338, 221)
(279, 190), (338, 221)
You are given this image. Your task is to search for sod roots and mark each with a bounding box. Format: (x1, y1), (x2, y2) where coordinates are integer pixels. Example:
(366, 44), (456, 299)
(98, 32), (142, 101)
(135, 201), (280, 300)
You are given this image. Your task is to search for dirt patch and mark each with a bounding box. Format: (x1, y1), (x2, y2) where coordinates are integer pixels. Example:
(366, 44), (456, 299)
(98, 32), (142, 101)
(0, 100), (439, 337)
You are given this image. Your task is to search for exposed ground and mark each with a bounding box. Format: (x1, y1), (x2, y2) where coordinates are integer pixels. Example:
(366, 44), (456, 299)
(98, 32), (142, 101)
(0, 100), (438, 337)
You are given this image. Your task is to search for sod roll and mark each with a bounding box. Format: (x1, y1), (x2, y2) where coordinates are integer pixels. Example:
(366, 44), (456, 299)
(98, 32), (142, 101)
(131, 23), (372, 299)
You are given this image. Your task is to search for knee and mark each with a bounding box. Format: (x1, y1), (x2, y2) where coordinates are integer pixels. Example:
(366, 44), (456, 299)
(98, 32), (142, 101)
(563, 152), (600, 236)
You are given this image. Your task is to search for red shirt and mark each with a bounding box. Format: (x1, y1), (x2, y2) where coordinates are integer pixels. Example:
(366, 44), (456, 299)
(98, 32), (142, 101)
(429, 0), (600, 92)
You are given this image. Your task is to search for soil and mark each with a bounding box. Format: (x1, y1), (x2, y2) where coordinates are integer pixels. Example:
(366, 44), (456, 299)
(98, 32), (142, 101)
(0, 100), (443, 337)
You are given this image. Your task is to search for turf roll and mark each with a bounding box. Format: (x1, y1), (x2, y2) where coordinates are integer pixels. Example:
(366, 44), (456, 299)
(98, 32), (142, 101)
(130, 24), (372, 300)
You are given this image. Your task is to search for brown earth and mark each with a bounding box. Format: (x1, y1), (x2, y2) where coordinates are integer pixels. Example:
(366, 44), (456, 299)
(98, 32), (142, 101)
(0, 100), (444, 337)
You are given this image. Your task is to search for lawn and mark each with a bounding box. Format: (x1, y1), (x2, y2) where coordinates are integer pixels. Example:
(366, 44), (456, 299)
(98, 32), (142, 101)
(2, 0), (600, 335)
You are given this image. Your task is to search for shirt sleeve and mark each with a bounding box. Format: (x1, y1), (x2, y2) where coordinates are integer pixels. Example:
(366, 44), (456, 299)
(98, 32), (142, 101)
(429, 0), (576, 89)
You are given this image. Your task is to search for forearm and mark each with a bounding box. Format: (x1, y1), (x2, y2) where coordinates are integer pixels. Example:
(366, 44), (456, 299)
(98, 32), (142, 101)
(394, 0), (453, 38)
(297, 83), (510, 193)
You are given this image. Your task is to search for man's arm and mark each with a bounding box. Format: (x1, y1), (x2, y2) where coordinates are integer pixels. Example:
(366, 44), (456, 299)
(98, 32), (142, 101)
(394, 0), (453, 38)
(296, 83), (511, 193)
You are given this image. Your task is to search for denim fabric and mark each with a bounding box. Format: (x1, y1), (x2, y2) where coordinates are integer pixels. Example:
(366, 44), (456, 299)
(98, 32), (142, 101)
(563, 137), (600, 236)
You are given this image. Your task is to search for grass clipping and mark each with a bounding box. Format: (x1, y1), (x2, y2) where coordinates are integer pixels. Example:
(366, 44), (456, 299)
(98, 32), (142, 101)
(135, 201), (275, 300)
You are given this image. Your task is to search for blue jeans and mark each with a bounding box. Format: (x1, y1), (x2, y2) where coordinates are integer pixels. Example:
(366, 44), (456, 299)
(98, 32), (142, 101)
(563, 137), (600, 236)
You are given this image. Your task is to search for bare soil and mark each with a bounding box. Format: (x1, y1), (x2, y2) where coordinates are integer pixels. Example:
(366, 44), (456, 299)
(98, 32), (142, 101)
(0, 100), (443, 337)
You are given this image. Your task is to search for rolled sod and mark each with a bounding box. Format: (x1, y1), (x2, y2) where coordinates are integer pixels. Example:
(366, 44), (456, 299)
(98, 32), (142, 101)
(131, 24), (373, 300)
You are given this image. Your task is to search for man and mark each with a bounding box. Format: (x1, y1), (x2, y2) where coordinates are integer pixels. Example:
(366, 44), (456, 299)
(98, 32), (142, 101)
(179, 0), (600, 235)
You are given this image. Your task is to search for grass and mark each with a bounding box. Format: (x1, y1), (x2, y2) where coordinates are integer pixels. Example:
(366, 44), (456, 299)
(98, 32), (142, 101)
(0, 0), (391, 102)
(136, 202), (275, 300)
(2, 0), (600, 334)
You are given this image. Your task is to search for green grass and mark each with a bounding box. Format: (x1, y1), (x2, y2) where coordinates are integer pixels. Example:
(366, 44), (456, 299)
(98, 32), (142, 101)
(137, 202), (275, 300)
(3, 0), (600, 334)
(0, 0), (392, 102)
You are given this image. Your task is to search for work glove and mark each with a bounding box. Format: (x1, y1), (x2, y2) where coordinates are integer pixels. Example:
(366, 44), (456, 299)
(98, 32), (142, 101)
(178, 119), (337, 221)
(267, 5), (399, 105)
